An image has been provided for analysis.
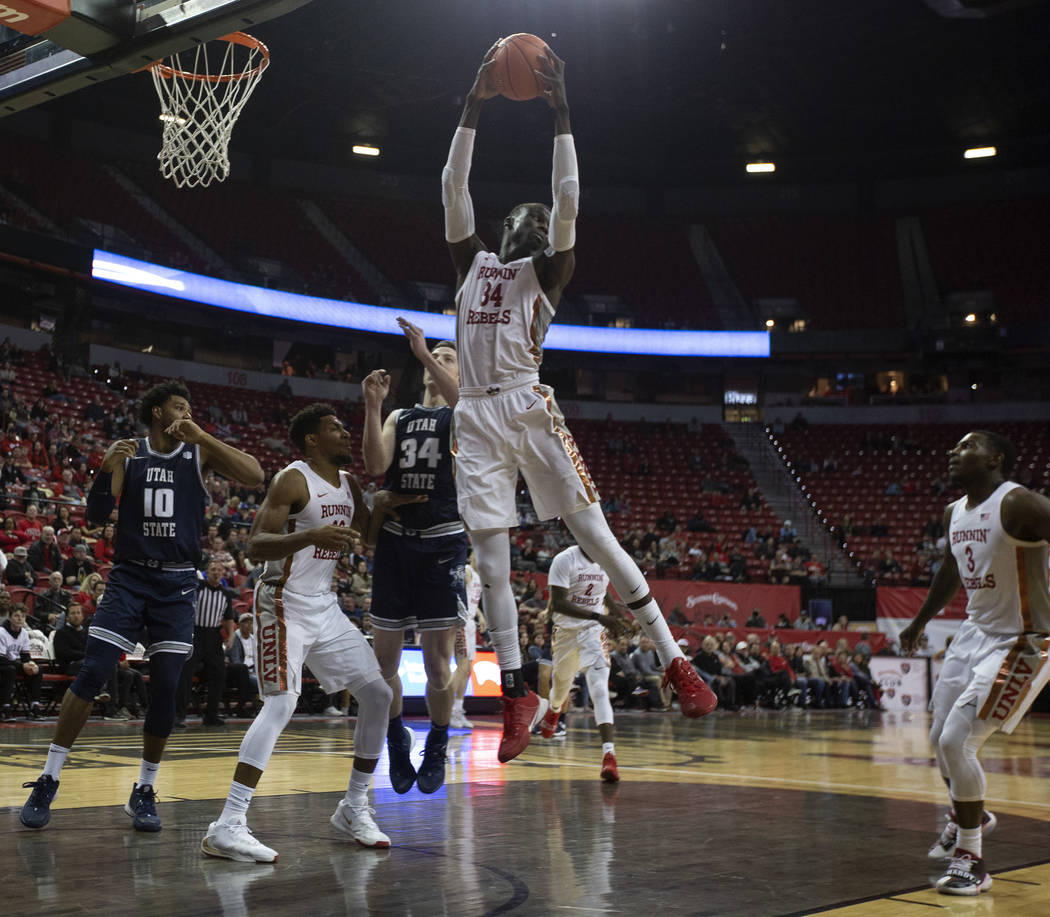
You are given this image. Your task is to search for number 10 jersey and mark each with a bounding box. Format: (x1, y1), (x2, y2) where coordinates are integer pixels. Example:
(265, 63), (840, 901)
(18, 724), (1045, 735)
(114, 437), (208, 565)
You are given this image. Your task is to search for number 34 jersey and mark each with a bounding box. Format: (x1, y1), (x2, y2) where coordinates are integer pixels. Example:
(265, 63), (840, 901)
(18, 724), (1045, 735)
(455, 250), (556, 389)
(385, 404), (461, 532)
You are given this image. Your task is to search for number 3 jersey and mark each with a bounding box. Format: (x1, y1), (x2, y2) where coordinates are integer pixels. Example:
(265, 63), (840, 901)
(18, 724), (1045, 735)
(948, 481), (1050, 635)
(261, 460), (356, 596)
(115, 438), (208, 565)
(455, 250), (556, 390)
(384, 404), (462, 535)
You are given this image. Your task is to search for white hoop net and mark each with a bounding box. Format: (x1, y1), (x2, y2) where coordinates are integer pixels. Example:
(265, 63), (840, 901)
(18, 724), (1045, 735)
(148, 32), (269, 189)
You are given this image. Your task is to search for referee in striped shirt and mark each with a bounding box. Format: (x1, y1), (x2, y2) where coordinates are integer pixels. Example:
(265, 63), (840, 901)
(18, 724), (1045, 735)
(175, 561), (236, 727)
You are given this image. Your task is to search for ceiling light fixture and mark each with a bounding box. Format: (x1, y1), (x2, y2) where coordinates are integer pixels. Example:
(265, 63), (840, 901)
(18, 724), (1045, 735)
(352, 144), (380, 157)
(963, 146), (996, 159)
(746, 161), (775, 173)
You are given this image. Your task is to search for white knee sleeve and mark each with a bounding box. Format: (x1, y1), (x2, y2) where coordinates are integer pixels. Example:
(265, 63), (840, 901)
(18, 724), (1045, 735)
(586, 665), (614, 726)
(939, 706), (996, 803)
(470, 529), (521, 671)
(564, 504), (644, 597)
(929, 713), (951, 782)
(238, 692), (297, 771)
(564, 504), (681, 666)
(351, 676), (392, 760)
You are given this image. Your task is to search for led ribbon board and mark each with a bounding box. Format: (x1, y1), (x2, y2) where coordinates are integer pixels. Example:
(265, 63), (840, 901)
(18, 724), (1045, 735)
(93, 250), (770, 358)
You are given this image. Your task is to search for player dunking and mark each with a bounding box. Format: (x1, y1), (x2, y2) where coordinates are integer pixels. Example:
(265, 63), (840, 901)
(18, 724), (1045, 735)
(537, 543), (631, 782)
(450, 549), (485, 729)
(362, 318), (466, 795)
(900, 431), (1050, 896)
(21, 381), (263, 831)
(443, 42), (717, 762)
(201, 404), (419, 861)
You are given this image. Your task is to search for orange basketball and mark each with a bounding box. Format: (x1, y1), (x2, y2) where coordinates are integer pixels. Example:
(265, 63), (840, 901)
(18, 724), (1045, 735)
(490, 33), (552, 102)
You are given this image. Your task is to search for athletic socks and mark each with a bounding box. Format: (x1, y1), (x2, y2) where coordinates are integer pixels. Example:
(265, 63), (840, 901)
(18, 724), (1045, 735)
(138, 759), (161, 789)
(631, 599), (682, 666)
(219, 780), (256, 824)
(387, 714), (405, 743)
(42, 743), (70, 780)
(345, 767), (372, 807)
(500, 669), (528, 698)
(488, 625), (523, 673)
(602, 742), (615, 756)
(957, 826), (982, 858)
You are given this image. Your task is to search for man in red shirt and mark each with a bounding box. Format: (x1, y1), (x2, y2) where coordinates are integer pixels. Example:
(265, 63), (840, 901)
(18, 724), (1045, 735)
(17, 504), (43, 544)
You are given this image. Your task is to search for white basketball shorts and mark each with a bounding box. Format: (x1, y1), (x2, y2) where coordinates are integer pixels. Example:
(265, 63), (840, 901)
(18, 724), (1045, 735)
(453, 382), (599, 531)
(931, 617), (1050, 735)
(255, 582), (382, 696)
(552, 622), (609, 679)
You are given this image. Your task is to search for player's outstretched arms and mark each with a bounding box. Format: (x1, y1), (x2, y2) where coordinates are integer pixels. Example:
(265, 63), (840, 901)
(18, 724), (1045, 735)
(166, 418), (264, 487)
(533, 47), (576, 301)
(398, 317), (459, 407)
(362, 370), (396, 476)
(446, 41), (501, 287)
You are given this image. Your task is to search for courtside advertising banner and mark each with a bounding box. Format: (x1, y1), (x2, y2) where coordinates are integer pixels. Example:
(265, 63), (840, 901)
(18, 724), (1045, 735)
(869, 657), (929, 711)
(398, 647), (501, 698)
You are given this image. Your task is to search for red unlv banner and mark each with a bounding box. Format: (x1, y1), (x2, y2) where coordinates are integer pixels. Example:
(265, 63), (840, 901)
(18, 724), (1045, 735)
(877, 587), (968, 621)
(643, 581), (800, 622)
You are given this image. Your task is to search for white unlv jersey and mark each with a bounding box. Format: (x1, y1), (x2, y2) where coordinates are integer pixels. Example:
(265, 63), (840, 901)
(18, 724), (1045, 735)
(949, 481), (1050, 635)
(547, 545), (609, 631)
(261, 460), (356, 597)
(455, 250), (556, 389)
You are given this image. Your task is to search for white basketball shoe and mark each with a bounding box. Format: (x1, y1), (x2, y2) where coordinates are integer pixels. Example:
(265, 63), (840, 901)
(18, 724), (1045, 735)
(201, 818), (279, 863)
(330, 799), (391, 848)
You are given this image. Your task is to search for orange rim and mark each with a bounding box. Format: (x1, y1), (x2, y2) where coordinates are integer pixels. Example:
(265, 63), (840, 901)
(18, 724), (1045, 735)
(146, 32), (270, 83)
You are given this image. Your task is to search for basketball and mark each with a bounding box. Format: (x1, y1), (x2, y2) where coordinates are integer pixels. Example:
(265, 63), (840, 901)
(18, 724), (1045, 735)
(490, 33), (552, 102)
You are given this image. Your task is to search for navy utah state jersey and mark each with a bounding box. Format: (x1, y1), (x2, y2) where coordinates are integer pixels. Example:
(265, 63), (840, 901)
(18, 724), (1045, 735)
(385, 404), (459, 530)
(114, 438), (209, 564)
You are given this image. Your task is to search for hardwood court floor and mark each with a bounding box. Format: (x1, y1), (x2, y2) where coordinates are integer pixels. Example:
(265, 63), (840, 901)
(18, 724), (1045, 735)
(3, 707), (1049, 916)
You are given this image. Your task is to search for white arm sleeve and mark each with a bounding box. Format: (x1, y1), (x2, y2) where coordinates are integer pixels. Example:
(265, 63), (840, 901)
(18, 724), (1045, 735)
(442, 126), (476, 244)
(549, 133), (579, 253)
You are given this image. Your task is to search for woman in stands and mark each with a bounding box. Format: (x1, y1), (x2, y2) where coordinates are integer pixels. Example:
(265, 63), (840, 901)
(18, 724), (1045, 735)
(0, 516), (22, 553)
(28, 436), (50, 472)
(73, 572), (102, 609)
(93, 523), (116, 563)
(52, 504), (74, 532)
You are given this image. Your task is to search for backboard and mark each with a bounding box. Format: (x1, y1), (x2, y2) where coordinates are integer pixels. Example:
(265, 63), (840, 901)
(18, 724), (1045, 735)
(0, 0), (314, 116)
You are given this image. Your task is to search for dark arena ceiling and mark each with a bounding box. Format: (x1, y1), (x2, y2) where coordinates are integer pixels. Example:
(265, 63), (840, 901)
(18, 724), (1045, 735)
(9, 0), (1050, 189)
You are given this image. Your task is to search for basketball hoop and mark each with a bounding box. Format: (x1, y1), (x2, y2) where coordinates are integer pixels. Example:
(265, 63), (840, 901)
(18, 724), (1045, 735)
(147, 32), (270, 189)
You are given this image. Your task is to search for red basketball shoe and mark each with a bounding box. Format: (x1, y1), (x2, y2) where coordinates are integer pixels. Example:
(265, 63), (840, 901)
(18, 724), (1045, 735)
(539, 705), (562, 739)
(600, 752), (620, 783)
(663, 657), (718, 717)
(498, 692), (548, 763)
